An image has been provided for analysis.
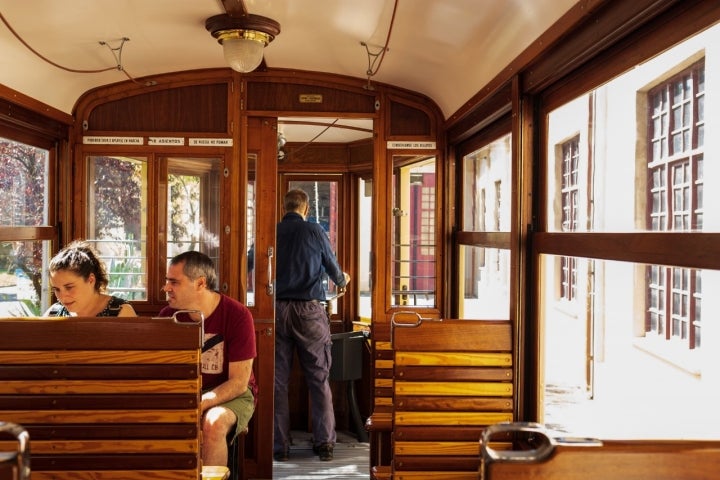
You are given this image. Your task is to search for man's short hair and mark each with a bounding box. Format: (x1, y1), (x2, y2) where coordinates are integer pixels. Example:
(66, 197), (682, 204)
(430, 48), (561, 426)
(169, 251), (218, 291)
(284, 188), (309, 213)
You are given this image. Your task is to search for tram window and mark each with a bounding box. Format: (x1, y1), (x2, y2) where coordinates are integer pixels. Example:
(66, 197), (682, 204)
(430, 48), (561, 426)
(458, 133), (511, 318)
(462, 134), (511, 233)
(458, 246), (509, 319)
(391, 155), (437, 308)
(86, 155), (148, 301)
(0, 136), (52, 315)
(545, 28), (714, 235)
(539, 22), (720, 439)
(540, 255), (717, 439)
(166, 157), (222, 276)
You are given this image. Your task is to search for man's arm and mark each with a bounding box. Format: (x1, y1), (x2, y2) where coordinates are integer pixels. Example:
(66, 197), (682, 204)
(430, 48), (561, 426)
(200, 358), (254, 412)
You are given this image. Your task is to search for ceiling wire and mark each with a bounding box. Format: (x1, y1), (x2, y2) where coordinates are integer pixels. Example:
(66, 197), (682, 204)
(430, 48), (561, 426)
(0, 12), (153, 85)
(283, 119), (340, 161)
(362, 0), (399, 89)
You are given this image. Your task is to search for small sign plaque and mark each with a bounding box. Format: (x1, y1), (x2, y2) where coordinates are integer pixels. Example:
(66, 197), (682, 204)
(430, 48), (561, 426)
(387, 141), (436, 149)
(149, 137), (185, 146)
(299, 94), (323, 103)
(189, 138), (233, 147)
(83, 136), (144, 145)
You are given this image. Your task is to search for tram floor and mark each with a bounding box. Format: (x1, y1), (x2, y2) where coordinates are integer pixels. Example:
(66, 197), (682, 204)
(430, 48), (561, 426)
(272, 430), (370, 479)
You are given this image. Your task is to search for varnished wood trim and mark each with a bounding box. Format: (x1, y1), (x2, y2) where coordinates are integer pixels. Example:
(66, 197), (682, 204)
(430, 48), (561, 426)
(395, 352), (512, 367)
(2, 409), (198, 423)
(0, 350), (199, 364)
(534, 232), (720, 270)
(0, 83), (73, 124)
(394, 411), (513, 426)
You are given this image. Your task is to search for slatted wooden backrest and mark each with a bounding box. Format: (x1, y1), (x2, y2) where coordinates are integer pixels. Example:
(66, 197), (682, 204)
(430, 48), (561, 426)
(391, 314), (514, 480)
(368, 320), (393, 478)
(0, 316), (202, 480)
(480, 422), (720, 480)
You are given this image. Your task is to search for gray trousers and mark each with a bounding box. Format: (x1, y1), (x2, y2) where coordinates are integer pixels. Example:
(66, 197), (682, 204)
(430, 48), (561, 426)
(274, 300), (336, 453)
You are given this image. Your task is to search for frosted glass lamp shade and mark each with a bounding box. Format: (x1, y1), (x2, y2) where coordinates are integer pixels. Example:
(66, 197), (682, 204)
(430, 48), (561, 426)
(222, 37), (265, 73)
(206, 13), (279, 74)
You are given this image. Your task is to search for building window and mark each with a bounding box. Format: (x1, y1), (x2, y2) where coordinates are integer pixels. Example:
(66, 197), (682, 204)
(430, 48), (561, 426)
(646, 60), (704, 349)
(560, 136), (580, 301)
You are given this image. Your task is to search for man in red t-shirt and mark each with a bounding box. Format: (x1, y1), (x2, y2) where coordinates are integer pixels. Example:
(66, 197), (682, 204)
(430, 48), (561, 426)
(159, 251), (257, 467)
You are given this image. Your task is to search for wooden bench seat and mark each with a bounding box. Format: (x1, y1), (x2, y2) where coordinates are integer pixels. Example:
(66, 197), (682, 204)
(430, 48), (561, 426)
(0, 315), (202, 480)
(480, 422), (720, 480)
(390, 313), (514, 480)
(368, 320), (394, 477)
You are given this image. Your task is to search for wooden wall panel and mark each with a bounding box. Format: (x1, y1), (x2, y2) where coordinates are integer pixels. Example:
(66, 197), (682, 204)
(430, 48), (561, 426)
(86, 84), (228, 132)
(246, 82), (376, 113)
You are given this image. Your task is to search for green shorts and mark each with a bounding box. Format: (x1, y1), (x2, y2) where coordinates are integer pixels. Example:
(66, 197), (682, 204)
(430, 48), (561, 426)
(218, 388), (255, 441)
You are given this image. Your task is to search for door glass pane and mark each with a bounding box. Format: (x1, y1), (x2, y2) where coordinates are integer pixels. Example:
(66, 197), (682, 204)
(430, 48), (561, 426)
(391, 155), (436, 308)
(358, 177), (372, 320)
(167, 157), (222, 281)
(288, 179), (342, 309)
(246, 154), (256, 306)
(86, 155), (148, 301)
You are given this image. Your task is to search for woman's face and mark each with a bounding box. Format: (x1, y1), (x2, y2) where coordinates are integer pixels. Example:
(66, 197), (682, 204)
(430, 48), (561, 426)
(49, 270), (97, 316)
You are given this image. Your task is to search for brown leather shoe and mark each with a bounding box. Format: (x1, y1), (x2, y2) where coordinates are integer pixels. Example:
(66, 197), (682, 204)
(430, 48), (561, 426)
(313, 443), (333, 461)
(273, 449), (289, 462)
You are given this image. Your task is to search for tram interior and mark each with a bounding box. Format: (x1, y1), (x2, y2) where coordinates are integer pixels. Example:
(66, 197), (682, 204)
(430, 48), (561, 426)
(2, 1), (720, 479)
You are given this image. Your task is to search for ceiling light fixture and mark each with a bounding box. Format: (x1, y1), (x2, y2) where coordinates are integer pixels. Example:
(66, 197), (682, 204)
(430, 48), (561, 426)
(205, 13), (280, 73)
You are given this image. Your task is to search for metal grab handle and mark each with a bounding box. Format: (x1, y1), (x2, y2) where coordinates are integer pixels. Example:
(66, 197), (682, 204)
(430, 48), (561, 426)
(481, 422), (603, 465)
(267, 246), (274, 296)
(390, 310), (424, 328)
(390, 311), (436, 346)
(481, 422), (556, 464)
(0, 421), (30, 480)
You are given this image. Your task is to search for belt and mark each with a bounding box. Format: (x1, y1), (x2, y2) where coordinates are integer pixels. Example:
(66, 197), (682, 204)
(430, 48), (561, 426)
(278, 299), (321, 304)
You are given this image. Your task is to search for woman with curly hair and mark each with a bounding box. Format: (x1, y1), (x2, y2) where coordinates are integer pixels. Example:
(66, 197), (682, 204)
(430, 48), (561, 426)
(43, 240), (136, 317)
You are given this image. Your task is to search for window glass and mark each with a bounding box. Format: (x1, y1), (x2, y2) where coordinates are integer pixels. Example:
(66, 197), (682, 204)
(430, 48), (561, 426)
(545, 25), (716, 233)
(458, 246), (510, 319)
(358, 177), (372, 320)
(246, 154), (256, 306)
(86, 155), (148, 301)
(166, 157), (222, 282)
(0, 138), (49, 227)
(391, 155), (436, 308)
(0, 240), (52, 316)
(462, 134), (511, 232)
(0, 137), (51, 315)
(540, 255), (719, 439)
(541, 23), (720, 438)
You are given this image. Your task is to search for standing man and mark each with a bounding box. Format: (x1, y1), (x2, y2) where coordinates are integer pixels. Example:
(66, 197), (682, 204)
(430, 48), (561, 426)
(159, 251), (257, 467)
(274, 188), (350, 462)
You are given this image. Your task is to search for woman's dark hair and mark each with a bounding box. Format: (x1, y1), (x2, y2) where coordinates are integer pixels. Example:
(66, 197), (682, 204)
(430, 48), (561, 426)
(49, 240), (109, 292)
(169, 251), (218, 291)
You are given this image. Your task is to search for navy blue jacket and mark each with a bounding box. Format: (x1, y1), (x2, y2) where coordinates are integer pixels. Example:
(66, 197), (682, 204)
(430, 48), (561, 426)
(275, 212), (347, 301)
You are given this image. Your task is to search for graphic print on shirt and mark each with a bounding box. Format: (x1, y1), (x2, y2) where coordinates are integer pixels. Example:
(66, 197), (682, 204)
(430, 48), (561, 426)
(202, 333), (224, 374)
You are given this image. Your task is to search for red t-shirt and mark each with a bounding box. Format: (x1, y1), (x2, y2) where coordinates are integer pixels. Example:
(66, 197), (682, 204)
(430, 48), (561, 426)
(159, 294), (257, 396)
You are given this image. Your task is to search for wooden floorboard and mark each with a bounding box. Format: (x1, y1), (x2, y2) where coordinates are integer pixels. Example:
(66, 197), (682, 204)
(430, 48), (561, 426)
(272, 430), (370, 479)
